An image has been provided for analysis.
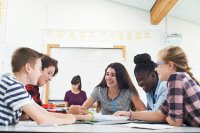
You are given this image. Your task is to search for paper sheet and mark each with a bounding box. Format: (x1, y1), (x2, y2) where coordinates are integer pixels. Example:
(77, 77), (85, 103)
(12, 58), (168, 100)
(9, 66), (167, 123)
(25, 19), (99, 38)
(16, 121), (57, 127)
(125, 123), (175, 130)
(93, 114), (129, 122)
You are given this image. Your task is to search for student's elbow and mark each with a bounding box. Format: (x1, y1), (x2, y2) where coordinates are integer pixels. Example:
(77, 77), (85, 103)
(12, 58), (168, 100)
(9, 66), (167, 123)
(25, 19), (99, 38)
(34, 117), (48, 125)
(166, 116), (183, 126)
(137, 106), (146, 111)
(132, 96), (146, 111)
(168, 121), (182, 127)
(169, 121), (183, 127)
(138, 101), (147, 111)
(32, 113), (50, 125)
(174, 122), (183, 127)
(36, 120), (46, 125)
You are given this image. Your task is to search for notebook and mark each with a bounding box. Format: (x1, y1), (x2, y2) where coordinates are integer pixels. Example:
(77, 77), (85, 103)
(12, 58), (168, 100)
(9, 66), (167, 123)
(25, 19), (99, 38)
(92, 114), (129, 122)
(76, 115), (130, 125)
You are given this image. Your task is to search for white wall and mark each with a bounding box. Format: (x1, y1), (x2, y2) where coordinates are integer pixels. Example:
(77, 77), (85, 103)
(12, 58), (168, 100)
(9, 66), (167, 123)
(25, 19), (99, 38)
(5, 0), (165, 48)
(6, 0), (46, 51)
(46, 0), (165, 31)
(167, 16), (200, 80)
(1, 0), (200, 104)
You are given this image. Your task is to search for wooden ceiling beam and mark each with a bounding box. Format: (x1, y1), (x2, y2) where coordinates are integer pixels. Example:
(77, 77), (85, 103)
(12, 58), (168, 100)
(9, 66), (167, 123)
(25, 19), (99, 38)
(150, 0), (178, 25)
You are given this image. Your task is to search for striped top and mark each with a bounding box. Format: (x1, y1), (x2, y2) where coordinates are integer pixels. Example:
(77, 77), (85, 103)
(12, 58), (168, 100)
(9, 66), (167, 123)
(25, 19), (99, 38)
(91, 86), (134, 115)
(160, 72), (200, 127)
(0, 74), (33, 126)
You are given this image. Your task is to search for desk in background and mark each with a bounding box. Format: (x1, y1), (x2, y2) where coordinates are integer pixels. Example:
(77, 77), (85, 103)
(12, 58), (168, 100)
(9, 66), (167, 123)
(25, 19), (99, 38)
(46, 107), (67, 113)
(42, 103), (67, 113)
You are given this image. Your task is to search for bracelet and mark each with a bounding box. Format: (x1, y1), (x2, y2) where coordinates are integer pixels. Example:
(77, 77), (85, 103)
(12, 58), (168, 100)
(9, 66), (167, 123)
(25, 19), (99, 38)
(129, 110), (132, 119)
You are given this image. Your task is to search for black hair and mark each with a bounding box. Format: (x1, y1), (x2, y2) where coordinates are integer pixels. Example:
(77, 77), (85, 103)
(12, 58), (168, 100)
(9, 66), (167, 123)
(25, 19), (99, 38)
(133, 53), (157, 74)
(71, 75), (82, 90)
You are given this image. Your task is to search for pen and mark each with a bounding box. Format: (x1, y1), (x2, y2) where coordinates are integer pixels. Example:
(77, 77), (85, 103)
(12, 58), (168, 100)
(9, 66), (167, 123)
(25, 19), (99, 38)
(84, 109), (95, 122)
(111, 98), (117, 113)
(86, 110), (93, 115)
(84, 108), (93, 115)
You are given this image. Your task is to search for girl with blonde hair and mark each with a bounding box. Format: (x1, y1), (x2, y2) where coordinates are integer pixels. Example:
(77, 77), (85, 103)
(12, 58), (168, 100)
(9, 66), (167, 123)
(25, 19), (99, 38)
(114, 46), (200, 127)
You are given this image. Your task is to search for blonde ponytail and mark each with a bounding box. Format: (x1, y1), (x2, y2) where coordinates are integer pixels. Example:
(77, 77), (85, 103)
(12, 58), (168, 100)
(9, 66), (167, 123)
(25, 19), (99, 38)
(186, 68), (200, 86)
(160, 46), (200, 86)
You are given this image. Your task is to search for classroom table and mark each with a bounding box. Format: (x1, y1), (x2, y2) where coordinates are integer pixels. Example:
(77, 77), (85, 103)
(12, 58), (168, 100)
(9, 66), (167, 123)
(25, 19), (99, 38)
(0, 121), (199, 132)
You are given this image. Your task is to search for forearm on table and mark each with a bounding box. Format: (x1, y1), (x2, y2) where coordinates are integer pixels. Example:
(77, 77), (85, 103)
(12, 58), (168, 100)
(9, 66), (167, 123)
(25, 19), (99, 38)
(131, 110), (166, 122)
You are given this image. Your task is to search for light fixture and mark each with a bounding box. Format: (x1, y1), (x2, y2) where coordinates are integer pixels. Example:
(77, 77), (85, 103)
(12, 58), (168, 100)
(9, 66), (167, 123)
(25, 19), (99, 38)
(166, 33), (182, 45)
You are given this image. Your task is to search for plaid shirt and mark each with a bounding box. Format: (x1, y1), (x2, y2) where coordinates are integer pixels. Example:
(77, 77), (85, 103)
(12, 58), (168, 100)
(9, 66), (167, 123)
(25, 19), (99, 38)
(160, 72), (200, 127)
(25, 84), (42, 106)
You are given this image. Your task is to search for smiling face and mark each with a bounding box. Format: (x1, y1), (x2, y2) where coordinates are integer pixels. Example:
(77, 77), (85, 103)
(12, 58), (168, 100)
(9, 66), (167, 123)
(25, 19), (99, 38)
(135, 71), (157, 93)
(155, 55), (175, 81)
(105, 67), (118, 88)
(37, 66), (55, 86)
(156, 46), (185, 82)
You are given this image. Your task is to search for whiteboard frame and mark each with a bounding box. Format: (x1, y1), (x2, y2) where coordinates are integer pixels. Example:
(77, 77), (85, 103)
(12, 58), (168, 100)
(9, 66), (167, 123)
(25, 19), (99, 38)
(45, 44), (126, 104)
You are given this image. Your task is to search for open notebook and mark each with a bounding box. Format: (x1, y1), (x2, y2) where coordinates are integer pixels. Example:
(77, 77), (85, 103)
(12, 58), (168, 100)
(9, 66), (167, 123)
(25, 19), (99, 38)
(76, 114), (131, 125)
(92, 114), (129, 121)
(76, 114), (168, 125)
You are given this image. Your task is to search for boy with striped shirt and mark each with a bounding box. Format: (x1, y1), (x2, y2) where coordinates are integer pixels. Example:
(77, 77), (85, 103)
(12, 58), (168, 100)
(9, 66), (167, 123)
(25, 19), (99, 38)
(0, 47), (91, 126)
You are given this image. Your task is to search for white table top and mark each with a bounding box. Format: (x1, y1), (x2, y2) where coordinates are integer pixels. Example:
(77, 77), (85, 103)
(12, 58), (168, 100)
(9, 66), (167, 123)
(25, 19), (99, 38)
(0, 121), (199, 132)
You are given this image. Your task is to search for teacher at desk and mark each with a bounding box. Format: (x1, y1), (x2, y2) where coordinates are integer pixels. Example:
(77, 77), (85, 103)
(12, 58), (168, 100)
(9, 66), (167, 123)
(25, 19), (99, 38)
(68, 62), (146, 115)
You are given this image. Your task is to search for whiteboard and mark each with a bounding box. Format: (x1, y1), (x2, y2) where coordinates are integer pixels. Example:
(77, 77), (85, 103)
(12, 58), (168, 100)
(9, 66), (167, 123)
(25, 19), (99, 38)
(49, 47), (124, 100)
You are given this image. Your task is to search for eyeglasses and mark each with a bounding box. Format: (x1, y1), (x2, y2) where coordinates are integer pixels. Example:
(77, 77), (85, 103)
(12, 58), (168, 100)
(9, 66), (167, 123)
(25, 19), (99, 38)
(156, 61), (166, 67)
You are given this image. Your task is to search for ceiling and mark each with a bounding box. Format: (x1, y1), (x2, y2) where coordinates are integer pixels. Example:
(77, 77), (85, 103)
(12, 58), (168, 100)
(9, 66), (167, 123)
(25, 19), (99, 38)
(112, 0), (200, 25)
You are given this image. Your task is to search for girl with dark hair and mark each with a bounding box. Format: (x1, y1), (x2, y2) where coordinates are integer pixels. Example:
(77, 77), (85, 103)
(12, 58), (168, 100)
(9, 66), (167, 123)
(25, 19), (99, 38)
(68, 62), (146, 115)
(64, 75), (87, 107)
(133, 53), (167, 111)
(113, 53), (167, 117)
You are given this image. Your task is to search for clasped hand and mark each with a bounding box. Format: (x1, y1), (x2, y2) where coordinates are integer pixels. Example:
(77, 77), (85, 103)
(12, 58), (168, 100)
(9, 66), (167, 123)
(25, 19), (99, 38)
(68, 105), (89, 115)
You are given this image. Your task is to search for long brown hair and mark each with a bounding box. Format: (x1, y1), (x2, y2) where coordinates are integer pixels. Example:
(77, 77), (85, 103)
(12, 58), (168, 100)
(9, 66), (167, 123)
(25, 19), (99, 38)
(96, 62), (138, 112)
(159, 46), (200, 86)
